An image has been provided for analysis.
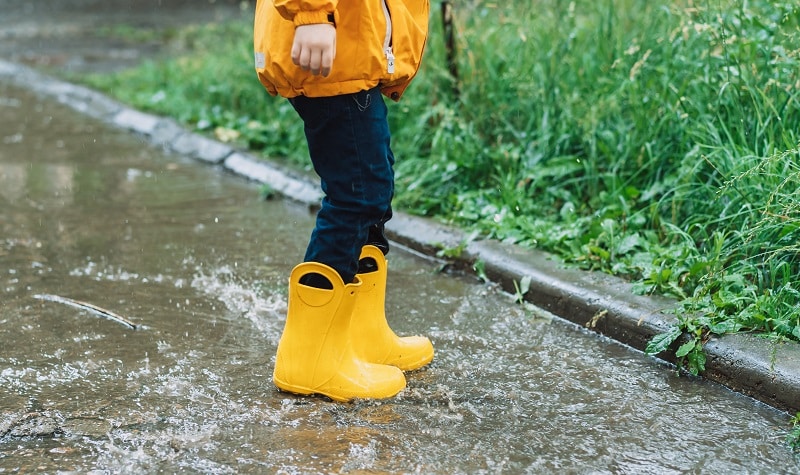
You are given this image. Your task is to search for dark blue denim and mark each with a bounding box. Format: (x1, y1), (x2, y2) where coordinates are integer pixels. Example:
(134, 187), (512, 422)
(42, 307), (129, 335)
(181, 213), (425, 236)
(289, 87), (394, 284)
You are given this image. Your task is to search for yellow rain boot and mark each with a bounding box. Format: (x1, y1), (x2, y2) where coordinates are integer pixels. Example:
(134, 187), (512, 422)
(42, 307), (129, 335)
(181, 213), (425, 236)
(273, 261), (406, 402)
(352, 245), (434, 371)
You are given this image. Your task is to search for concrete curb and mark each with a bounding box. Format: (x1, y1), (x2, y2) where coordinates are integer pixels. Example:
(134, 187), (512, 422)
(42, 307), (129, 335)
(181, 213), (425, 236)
(3, 59), (798, 414)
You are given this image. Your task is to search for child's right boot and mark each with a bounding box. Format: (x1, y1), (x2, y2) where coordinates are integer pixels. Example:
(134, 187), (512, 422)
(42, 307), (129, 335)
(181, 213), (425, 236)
(272, 261), (406, 402)
(351, 245), (434, 371)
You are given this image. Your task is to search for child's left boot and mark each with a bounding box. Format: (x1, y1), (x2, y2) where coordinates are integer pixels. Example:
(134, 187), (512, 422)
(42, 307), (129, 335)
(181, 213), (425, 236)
(351, 245), (434, 371)
(272, 261), (406, 402)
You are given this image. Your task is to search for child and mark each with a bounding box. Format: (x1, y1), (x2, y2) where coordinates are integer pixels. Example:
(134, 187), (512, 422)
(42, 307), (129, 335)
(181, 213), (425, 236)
(254, 0), (434, 402)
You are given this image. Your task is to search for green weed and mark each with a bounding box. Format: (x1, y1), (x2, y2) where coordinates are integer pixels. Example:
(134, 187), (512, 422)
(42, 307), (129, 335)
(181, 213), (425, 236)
(789, 412), (800, 451)
(513, 276), (532, 306)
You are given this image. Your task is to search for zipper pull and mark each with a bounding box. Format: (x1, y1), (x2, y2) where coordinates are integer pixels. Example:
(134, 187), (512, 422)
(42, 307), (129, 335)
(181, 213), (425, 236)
(385, 47), (395, 74)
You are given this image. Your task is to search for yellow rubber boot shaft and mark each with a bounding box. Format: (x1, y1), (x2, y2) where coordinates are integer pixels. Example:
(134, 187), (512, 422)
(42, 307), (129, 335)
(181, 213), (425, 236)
(352, 245), (434, 371)
(273, 261), (406, 402)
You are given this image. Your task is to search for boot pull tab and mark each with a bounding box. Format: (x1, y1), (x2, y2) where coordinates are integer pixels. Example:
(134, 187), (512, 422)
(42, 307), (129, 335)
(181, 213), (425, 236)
(290, 262), (362, 307)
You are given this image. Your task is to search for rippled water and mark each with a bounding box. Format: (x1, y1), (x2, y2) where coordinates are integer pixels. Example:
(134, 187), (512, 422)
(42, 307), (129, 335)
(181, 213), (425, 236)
(1, 85), (798, 473)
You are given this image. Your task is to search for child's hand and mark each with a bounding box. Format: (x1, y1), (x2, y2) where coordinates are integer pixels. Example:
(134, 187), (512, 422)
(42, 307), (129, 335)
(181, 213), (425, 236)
(291, 24), (336, 77)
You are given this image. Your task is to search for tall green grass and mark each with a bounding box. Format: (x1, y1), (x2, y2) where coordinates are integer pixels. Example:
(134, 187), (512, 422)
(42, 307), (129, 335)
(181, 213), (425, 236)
(81, 0), (800, 373)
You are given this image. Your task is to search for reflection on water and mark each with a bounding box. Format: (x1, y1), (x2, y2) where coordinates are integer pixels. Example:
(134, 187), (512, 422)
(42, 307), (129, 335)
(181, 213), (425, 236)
(1, 84), (799, 473)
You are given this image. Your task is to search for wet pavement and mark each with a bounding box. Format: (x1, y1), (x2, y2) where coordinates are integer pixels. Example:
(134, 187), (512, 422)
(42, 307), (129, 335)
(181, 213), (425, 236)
(0, 0), (246, 74)
(2, 74), (800, 473)
(2, 0), (800, 472)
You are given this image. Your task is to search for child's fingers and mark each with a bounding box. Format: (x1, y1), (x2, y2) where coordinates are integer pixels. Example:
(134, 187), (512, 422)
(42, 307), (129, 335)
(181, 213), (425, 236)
(291, 24), (336, 76)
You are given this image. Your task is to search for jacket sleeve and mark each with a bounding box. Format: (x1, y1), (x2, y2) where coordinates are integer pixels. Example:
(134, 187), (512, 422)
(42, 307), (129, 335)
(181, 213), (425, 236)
(272, 0), (338, 26)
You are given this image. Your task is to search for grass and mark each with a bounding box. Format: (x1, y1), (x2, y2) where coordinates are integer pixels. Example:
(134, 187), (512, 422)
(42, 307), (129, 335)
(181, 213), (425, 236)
(790, 412), (800, 451)
(77, 1), (800, 380)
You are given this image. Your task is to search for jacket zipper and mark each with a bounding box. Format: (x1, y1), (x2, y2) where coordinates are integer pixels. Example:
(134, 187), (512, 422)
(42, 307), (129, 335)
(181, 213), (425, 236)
(381, 0), (395, 74)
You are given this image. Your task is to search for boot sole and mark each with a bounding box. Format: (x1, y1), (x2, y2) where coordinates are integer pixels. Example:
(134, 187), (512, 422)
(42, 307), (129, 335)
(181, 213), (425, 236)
(273, 376), (403, 403)
(274, 377), (351, 403)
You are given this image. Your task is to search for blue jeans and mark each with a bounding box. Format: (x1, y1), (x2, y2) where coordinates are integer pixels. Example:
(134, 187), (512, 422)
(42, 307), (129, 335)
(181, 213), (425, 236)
(290, 87), (394, 284)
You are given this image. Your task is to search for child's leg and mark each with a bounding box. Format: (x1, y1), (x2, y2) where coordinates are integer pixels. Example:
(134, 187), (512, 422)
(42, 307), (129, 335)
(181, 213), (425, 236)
(290, 87), (395, 284)
(366, 208), (392, 256)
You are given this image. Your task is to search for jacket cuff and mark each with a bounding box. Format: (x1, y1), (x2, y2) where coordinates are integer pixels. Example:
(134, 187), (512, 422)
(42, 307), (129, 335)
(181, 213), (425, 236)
(293, 10), (334, 27)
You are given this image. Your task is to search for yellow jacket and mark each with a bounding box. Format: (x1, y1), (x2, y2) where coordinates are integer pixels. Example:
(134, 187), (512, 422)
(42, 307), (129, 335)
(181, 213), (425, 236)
(254, 0), (429, 101)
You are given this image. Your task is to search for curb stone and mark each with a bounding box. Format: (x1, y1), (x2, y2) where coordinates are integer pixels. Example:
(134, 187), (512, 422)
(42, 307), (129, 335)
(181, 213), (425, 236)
(112, 108), (161, 136)
(172, 132), (234, 164)
(223, 152), (323, 208)
(150, 118), (187, 150)
(2, 59), (798, 414)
